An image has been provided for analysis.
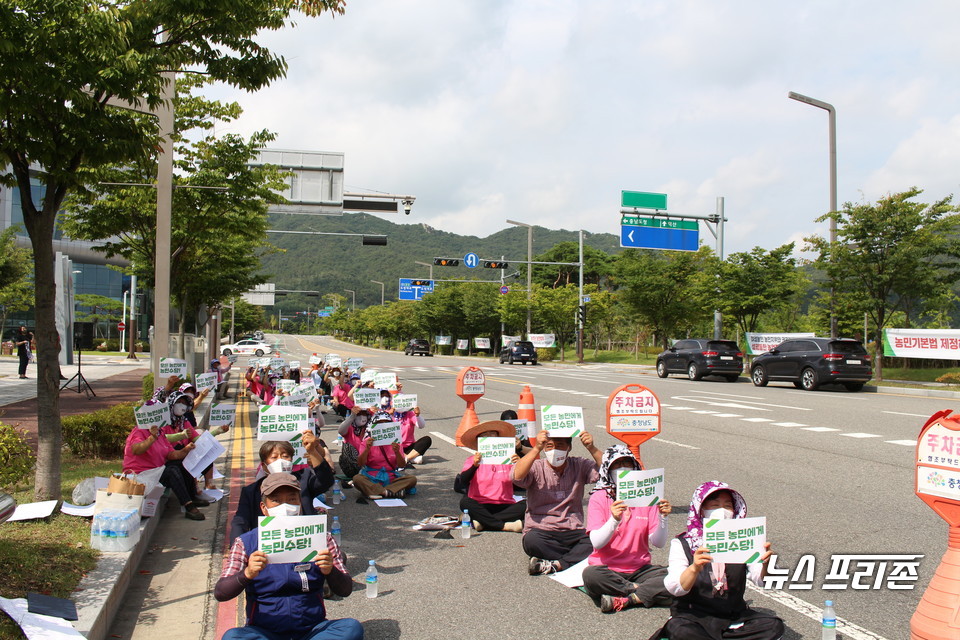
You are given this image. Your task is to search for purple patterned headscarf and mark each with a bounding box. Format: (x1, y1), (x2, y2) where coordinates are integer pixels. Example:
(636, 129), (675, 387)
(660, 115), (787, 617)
(683, 480), (747, 550)
(592, 444), (640, 497)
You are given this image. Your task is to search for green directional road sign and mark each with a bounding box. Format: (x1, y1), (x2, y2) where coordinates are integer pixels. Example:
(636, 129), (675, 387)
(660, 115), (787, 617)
(621, 215), (698, 230)
(621, 191), (668, 210)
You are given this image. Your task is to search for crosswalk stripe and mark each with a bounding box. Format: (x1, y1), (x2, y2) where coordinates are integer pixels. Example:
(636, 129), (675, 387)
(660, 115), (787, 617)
(802, 427), (839, 432)
(839, 432), (880, 438)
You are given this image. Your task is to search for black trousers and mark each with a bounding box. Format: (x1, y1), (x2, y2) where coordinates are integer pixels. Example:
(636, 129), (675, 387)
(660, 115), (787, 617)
(459, 496), (527, 531)
(582, 563), (673, 607)
(521, 528), (593, 570)
(161, 460), (199, 506)
(655, 613), (784, 640)
(403, 436), (432, 457)
(18, 353), (28, 376)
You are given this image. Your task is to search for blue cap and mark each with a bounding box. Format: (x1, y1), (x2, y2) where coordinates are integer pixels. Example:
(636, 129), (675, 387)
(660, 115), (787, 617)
(825, 600), (833, 606)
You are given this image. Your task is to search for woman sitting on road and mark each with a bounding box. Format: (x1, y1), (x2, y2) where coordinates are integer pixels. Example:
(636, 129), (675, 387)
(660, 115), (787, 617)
(457, 420), (525, 532)
(650, 481), (783, 640)
(347, 411), (416, 500)
(583, 445), (673, 613)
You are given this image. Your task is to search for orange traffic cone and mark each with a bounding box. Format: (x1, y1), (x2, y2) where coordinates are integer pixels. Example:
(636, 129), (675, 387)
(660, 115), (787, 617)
(518, 386), (537, 443)
(911, 525), (960, 638)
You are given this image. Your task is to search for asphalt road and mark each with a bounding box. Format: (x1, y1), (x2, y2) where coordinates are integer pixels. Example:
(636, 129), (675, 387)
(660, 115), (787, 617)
(222, 334), (952, 639)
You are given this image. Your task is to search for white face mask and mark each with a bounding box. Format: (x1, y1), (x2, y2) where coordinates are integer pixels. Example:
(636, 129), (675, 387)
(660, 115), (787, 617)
(266, 458), (293, 474)
(703, 507), (734, 521)
(266, 503), (301, 517)
(544, 448), (568, 467)
(172, 403), (188, 417)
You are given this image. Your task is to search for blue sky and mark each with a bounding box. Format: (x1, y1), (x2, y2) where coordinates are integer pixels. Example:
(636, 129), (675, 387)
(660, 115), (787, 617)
(209, 1), (960, 256)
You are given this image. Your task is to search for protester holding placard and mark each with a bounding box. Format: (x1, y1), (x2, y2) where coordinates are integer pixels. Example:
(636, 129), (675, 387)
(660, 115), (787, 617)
(513, 429), (602, 575)
(123, 421), (209, 521)
(336, 406), (373, 480)
(170, 384), (230, 492)
(583, 445), (673, 613)
(229, 440), (335, 543)
(210, 359), (231, 401)
(456, 421), (526, 533)
(329, 369), (355, 418)
(652, 481), (783, 640)
(394, 385), (431, 466)
(352, 412), (417, 500)
(216, 473), (362, 640)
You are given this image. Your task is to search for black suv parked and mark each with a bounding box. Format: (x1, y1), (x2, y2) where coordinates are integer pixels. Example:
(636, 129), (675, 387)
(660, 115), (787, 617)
(499, 340), (538, 365)
(656, 339), (744, 382)
(750, 337), (871, 391)
(404, 339), (432, 356)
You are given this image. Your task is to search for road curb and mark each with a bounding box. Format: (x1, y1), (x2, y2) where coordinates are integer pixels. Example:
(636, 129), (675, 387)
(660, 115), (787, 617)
(73, 492), (170, 640)
(870, 384), (960, 400)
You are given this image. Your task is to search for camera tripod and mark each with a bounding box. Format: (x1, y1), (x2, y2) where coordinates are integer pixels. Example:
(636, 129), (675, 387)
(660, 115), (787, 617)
(60, 348), (96, 399)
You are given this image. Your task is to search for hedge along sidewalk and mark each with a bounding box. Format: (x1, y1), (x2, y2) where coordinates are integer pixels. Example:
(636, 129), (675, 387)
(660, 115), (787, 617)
(0, 365), (149, 449)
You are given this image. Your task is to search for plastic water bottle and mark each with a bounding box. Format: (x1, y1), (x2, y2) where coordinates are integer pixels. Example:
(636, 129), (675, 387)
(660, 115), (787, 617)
(365, 560), (378, 598)
(101, 512), (116, 551)
(127, 511), (141, 548)
(821, 600), (837, 640)
(332, 480), (342, 505)
(461, 509), (471, 539)
(90, 512), (104, 550)
(332, 516), (342, 546)
(115, 511), (130, 551)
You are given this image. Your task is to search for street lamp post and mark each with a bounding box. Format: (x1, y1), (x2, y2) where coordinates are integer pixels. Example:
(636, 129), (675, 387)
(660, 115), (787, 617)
(414, 260), (434, 280)
(344, 289), (355, 311)
(371, 281), (385, 305)
(789, 91), (838, 339)
(506, 219), (534, 336)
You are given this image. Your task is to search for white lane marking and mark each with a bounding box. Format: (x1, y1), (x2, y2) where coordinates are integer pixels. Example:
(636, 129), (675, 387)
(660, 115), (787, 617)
(650, 437), (700, 450)
(803, 427), (839, 432)
(479, 397), (516, 406)
(692, 410), (718, 414)
(746, 583), (889, 640)
(712, 413), (743, 418)
(586, 394), (607, 398)
(840, 432), (881, 438)
(660, 403), (672, 407)
(431, 431), (474, 453)
(672, 396), (770, 412)
(772, 422), (806, 427)
(741, 418), (773, 423)
(668, 406), (693, 411)
(882, 410), (931, 417)
(491, 373), (537, 380)
(673, 394), (811, 412)
(404, 379), (436, 388)
(684, 390), (766, 400)
(886, 440), (916, 446)
(784, 390), (868, 401)
(411, 367), (430, 372)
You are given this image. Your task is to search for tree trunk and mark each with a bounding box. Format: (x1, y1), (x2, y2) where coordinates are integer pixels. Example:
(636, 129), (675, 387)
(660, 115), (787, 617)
(875, 328), (884, 381)
(176, 296), (187, 359)
(26, 207), (62, 500)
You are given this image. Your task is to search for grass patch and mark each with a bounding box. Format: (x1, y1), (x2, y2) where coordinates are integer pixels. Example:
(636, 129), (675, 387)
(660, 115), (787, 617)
(879, 367), (960, 383)
(0, 454), (121, 639)
(578, 349), (659, 365)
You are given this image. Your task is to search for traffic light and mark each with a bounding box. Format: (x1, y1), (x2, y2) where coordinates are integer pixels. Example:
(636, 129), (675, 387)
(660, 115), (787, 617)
(577, 305), (587, 326)
(434, 257), (460, 266)
(483, 261), (509, 269)
(410, 279), (432, 287)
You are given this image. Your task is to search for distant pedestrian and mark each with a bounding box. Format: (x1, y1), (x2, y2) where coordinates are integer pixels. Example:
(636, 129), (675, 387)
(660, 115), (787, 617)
(14, 325), (32, 379)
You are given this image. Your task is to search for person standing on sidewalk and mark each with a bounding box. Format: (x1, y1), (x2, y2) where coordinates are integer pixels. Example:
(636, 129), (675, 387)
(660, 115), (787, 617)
(14, 325), (33, 379)
(215, 472), (363, 640)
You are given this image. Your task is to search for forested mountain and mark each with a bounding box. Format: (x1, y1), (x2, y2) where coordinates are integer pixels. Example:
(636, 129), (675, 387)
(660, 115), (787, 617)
(260, 212), (623, 309)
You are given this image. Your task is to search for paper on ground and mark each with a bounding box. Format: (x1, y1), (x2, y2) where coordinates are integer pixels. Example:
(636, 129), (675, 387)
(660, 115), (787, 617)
(8, 500), (58, 522)
(198, 489), (225, 502)
(373, 498), (407, 507)
(60, 502), (96, 517)
(0, 597), (84, 639)
(312, 497), (333, 510)
(548, 558), (588, 588)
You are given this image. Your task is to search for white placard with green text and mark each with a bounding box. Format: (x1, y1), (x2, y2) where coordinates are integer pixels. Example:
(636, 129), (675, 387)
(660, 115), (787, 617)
(369, 420), (402, 446)
(360, 370), (378, 384)
(506, 419), (537, 441)
(541, 405), (584, 438)
(345, 358), (363, 371)
(616, 468), (664, 507)
(308, 355), (322, 365)
(704, 516), (767, 564)
(393, 394), (418, 412)
(209, 403), (236, 428)
(159, 358), (188, 379)
(135, 403), (171, 430)
(373, 372), (398, 391)
(194, 372), (218, 392)
(478, 437), (514, 465)
(277, 379), (296, 393)
(258, 515), (327, 563)
(326, 354), (342, 368)
(352, 389), (382, 409)
(257, 406), (310, 440)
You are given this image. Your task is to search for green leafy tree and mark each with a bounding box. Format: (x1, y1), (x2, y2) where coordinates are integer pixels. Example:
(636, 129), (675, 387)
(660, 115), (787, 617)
(531, 284), (580, 360)
(531, 242), (614, 288)
(806, 188), (960, 379)
(75, 293), (123, 339)
(616, 248), (715, 348)
(715, 244), (805, 336)
(497, 289), (531, 335)
(224, 298), (267, 337)
(0, 0), (345, 500)
(0, 227), (33, 336)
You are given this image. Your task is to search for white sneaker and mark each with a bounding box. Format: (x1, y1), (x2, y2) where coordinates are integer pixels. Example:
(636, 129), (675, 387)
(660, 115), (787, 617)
(412, 455), (423, 465)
